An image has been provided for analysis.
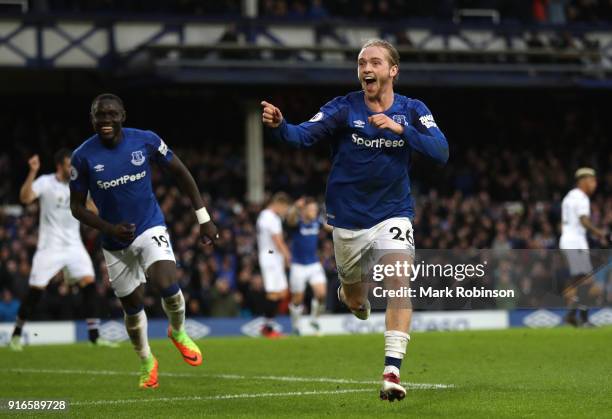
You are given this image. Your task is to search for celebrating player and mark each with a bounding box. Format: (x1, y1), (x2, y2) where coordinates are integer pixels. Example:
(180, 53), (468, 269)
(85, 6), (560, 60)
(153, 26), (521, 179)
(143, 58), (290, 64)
(560, 168), (608, 327)
(256, 192), (291, 338)
(69, 93), (219, 388)
(9, 150), (117, 351)
(261, 39), (449, 401)
(286, 197), (332, 335)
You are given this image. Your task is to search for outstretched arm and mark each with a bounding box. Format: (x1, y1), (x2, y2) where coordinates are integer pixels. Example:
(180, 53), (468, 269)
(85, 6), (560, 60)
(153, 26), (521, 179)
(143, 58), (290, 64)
(165, 154), (218, 245)
(261, 100), (340, 148)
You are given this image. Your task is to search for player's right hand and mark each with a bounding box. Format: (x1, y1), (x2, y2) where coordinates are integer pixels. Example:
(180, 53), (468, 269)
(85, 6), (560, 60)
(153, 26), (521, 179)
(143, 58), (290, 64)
(109, 223), (136, 242)
(28, 155), (40, 172)
(261, 101), (283, 128)
(200, 220), (219, 246)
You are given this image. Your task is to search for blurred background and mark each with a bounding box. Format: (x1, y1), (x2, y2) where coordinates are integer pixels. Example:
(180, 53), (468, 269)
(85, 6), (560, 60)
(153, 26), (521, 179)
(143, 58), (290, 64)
(0, 0), (610, 323)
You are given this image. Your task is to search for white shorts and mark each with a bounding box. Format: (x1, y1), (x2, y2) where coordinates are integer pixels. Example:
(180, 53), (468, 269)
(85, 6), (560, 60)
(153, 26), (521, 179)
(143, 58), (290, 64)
(559, 235), (592, 276)
(333, 217), (414, 285)
(102, 225), (176, 298)
(259, 256), (287, 293)
(562, 249), (593, 276)
(559, 234), (588, 251)
(290, 262), (326, 293)
(29, 245), (95, 288)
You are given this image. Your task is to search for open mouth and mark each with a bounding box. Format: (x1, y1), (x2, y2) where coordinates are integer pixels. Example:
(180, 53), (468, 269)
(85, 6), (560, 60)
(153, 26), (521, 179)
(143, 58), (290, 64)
(363, 75), (377, 86)
(99, 126), (114, 135)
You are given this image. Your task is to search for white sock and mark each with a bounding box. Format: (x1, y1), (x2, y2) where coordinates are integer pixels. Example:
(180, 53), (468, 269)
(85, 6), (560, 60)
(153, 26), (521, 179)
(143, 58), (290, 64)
(162, 290), (185, 333)
(311, 298), (325, 320)
(384, 330), (410, 359)
(124, 309), (151, 360)
(289, 303), (303, 331)
(384, 330), (410, 376)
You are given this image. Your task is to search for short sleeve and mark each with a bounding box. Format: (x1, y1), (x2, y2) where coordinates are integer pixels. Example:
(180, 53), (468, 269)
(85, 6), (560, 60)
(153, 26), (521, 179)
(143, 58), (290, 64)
(145, 130), (174, 165)
(69, 151), (89, 194)
(575, 196), (590, 218)
(267, 213), (282, 235)
(31, 176), (47, 198)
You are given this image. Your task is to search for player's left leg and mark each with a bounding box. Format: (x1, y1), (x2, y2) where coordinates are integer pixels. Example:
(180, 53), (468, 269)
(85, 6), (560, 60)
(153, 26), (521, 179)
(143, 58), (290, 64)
(146, 259), (201, 365)
(289, 264), (307, 335)
(10, 286), (45, 351)
(577, 277), (601, 327)
(260, 262), (289, 338)
(135, 225), (201, 365)
(308, 263), (327, 333)
(11, 248), (62, 350)
(372, 217), (414, 402)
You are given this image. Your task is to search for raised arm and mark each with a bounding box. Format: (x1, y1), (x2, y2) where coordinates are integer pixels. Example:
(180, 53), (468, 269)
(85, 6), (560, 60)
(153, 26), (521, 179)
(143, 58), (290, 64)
(286, 197), (305, 227)
(19, 155), (40, 205)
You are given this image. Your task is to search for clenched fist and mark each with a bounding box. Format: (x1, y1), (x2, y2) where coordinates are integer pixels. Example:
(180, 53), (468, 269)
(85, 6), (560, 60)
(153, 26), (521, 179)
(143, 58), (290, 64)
(28, 155), (40, 173)
(261, 101), (284, 128)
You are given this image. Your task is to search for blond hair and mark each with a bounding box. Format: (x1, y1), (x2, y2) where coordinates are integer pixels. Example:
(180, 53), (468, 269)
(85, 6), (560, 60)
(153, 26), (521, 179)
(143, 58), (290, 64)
(360, 39), (400, 81)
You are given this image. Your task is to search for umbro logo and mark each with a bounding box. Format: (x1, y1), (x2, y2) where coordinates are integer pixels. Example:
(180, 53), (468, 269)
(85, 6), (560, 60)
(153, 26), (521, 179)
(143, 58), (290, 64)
(353, 120), (365, 128)
(94, 164), (105, 172)
(523, 309), (561, 328)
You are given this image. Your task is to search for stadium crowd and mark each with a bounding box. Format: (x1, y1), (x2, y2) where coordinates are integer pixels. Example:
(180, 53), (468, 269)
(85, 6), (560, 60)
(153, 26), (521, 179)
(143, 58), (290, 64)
(13, 0), (612, 25)
(0, 90), (610, 321)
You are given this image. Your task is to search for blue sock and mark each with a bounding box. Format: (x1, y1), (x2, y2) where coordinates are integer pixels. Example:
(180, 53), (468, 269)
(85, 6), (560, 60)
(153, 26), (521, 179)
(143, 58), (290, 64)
(160, 283), (180, 298)
(385, 356), (402, 370)
(124, 304), (144, 316)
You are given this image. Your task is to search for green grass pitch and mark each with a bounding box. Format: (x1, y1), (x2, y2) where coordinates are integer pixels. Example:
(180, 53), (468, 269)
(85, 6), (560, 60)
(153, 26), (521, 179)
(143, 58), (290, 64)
(1, 327), (611, 418)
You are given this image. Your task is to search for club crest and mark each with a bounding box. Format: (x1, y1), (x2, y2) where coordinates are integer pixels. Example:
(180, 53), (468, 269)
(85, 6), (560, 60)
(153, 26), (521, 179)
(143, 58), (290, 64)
(130, 150), (145, 166)
(392, 115), (408, 126)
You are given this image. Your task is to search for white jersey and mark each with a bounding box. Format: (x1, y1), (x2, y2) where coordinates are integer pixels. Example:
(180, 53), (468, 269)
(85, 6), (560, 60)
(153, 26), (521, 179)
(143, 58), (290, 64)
(256, 208), (283, 264)
(32, 173), (82, 249)
(560, 188), (590, 249)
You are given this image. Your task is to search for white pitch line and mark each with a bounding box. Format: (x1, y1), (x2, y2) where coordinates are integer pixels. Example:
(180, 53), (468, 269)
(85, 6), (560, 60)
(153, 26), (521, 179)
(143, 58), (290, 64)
(7, 368), (454, 390)
(70, 389), (373, 407)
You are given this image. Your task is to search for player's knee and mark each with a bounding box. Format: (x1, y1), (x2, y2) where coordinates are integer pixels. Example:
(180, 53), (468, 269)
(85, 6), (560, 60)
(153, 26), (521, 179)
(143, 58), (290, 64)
(344, 294), (367, 311)
(291, 292), (304, 305)
(147, 260), (176, 287)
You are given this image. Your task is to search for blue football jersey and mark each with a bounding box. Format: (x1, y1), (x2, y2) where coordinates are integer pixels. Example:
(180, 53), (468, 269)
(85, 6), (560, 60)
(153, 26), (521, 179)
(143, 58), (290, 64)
(70, 128), (174, 250)
(291, 219), (320, 265)
(270, 91), (448, 229)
